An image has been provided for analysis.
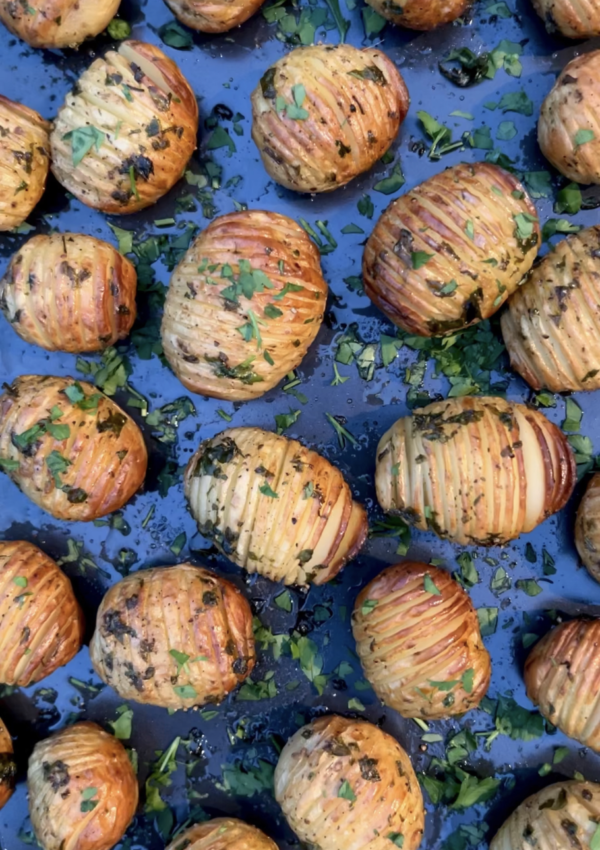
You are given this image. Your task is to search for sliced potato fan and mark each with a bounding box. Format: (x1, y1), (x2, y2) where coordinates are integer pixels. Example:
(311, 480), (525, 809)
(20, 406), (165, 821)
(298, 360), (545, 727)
(363, 0), (469, 30)
(0, 0), (119, 47)
(162, 0), (266, 31)
(575, 473), (600, 584)
(0, 716), (15, 811)
(531, 0), (600, 37)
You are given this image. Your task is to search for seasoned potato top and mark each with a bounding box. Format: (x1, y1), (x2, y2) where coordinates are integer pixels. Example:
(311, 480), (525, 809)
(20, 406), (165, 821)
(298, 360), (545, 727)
(163, 0), (266, 32)
(0, 0), (120, 48)
(0, 715), (15, 811)
(531, 0), (600, 37)
(165, 818), (278, 850)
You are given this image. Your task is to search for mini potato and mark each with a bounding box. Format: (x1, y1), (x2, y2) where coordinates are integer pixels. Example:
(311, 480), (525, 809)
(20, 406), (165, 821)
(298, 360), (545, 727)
(89, 563), (256, 709)
(274, 715), (424, 850)
(575, 474), (600, 583)
(0, 233), (137, 353)
(161, 210), (327, 401)
(501, 226), (600, 392)
(376, 396), (576, 546)
(28, 721), (138, 850)
(539, 52), (600, 185)
(184, 427), (368, 586)
(0, 96), (50, 232)
(363, 162), (540, 337)
(525, 618), (600, 751)
(251, 44), (409, 194)
(163, 0), (265, 31)
(50, 41), (198, 214)
(0, 375), (147, 521)
(490, 780), (600, 850)
(0, 716), (15, 811)
(531, 0), (600, 37)
(0, 540), (84, 686)
(0, 0), (119, 47)
(352, 562), (490, 719)
(363, 0), (468, 30)
(165, 818), (278, 850)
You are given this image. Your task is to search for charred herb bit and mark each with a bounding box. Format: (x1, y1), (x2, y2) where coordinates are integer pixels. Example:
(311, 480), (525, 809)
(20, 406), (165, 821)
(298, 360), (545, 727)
(43, 760), (70, 790)
(359, 757), (381, 782)
(96, 410), (127, 437)
(202, 590), (218, 607)
(348, 65), (387, 85)
(66, 487), (88, 504)
(539, 788), (568, 810)
(336, 140), (352, 158)
(260, 68), (277, 100)
(438, 48), (491, 87)
(513, 212), (539, 251)
(103, 609), (137, 643)
(193, 437), (240, 478)
(0, 753), (16, 788)
(205, 354), (264, 386)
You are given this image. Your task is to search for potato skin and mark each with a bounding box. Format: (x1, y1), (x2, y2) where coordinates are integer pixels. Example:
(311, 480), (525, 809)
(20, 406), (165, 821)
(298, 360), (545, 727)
(376, 396), (575, 546)
(184, 427), (368, 586)
(28, 721), (138, 850)
(364, 0), (468, 30)
(532, 0), (600, 36)
(89, 563), (256, 709)
(0, 0), (119, 47)
(0, 716), (15, 811)
(575, 474), (600, 584)
(251, 44), (409, 194)
(0, 540), (84, 686)
(163, 0), (264, 31)
(363, 162), (540, 337)
(539, 52), (600, 185)
(274, 715), (424, 850)
(161, 211), (327, 401)
(165, 818), (278, 850)
(352, 562), (490, 719)
(0, 96), (50, 232)
(0, 375), (147, 521)
(50, 41), (198, 214)
(490, 780), (600, 850)
(0, 233), (137, 353)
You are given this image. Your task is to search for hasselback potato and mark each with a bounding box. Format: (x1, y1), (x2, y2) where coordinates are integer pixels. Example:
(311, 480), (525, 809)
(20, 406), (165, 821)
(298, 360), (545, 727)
(274, 715), (424, 850)
(50, 41), (198, 214)
(161, 210), (327, 401)
(376, 396), (576, 546)
(0, 540), (84, 686)
(363, 162), (540, 337)
(0, 96), (50, 232)
(363, 0), (468, 30)
(575, 474), (600, 583)
(0, 0), (119, 47)
(184, 427), (368, 586)
(165, 818), (278, 850)
(163, 0), (265, 31)
(531, 0), (600, 37)
(89, 563), (256, 709)
(0, 233), (137, 353)
(0, 375), (147, 521)
(352, 562), (490, 719)
(28, 721), (138, 850)
(0, 716), (15, 811)
(251, 44), (409, 194)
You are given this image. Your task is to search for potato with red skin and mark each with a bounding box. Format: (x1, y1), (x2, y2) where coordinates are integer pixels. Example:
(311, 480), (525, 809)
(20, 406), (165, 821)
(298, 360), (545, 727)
(0, 717), (15, 811)
(364, 0), (469, 30)
(0, 0), (119, 47)
(163, 0), (265, 31)
(165, 818), (278, 850)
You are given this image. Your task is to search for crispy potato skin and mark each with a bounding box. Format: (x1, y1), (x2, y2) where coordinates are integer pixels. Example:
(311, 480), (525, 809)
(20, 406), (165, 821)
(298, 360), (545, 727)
(90, 563), (256, 709)
(251, 44), (409, 194)
(363, 162), (540, 337)
(0, 0), (119, 47)
(0, 716), (15, 811)
(490, 780), (600, 850)
(352, 562), (490, 719)
(50, 41), (198, 214)
(364, 0), (468, 30)
(165, 818), (278, 850)
(0, 540), (84, 686)
(0, 375), (147, 521)
(525, 619), (600, 751)
(0, 233), (137, 353)
(376, 396), (575, 546)
(0, 96), (50, 232)
(274, 715), (424, 850)
(163, 0), (264, 31)
(501, 226), (600, 392)
(575, 473), (600, 583)
(161, 210), (327, 401)
(28, 721), (138, 850)
(539, 52), (600, 184)
(184, 427), (368, 586)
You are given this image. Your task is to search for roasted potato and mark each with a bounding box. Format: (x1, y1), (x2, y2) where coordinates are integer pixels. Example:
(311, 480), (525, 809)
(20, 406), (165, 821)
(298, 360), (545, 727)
(352, 562), (490, 719)
(184, 427), (368, 586)
(539, 52), (600, 184)
(0, 540), (84, 686)
(0, 233), (137, 353)
(274, 715), (424, 850)
(0, 0), (119, 47)
(0, 716), (15, 811)
(363, 0), (468, 30)
(376, 396), (576, 546)
(525, 618), (600, 750)
(251, 45), (409, 194)
(0, 96), (50, 232)
(90, 563), (256, 709)
(363, 162), (540, 336)
(575, 474), (600, 583)
(531, 0), (600, 37)
(0, 375), (147, 521)
(163, 0), (265, 31)
(50, 41), (198, 214)
(28, 721), (138, 850)
(490, 780), (600, 850)
(165, 818), (278, 850)
(161, 210), (327, 401)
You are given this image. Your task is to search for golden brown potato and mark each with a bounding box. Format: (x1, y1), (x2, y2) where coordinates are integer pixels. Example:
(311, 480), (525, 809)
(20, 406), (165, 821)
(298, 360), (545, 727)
(0, 540), (84, 686)
(28, 721), (138, 850)
(363, 162), (540, 337)
(165, 818), (278, 850)
(163, 0), (264, 31)
(50, 41), (198, 214)
(161, 210), (327, 401)
(376, 396), (575, 546)
(0, 716), (15, 811)
(274, 715), (424, 850)
(0, 375), (147, 521)
(531, 0), (600, 36)
(251, 44), (409, 194)
(364, 0), (468, 30)
(89, 563), (256, 709)
(0, 0), (119, 47)
(539, 52), (600, 185)
(575, 474), (600, 583)
(352, 562), (490, 719)
(0, 233), (137, 353)
(501, 226), (600, 392)
(0, 96), (50, 232)
(184, 427), (368, 586)
(490, 780), (600, 850)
